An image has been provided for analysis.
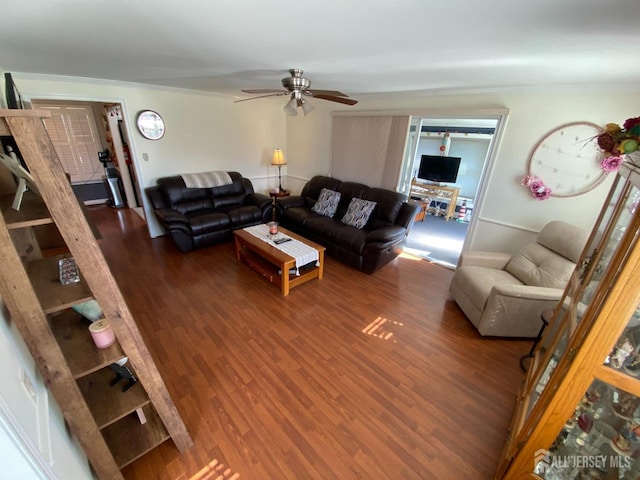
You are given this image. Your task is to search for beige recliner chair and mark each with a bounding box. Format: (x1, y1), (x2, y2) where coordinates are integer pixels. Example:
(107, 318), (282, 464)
(448, 220), (589, 337)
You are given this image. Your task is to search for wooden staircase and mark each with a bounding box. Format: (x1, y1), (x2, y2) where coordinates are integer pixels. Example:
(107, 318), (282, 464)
(0, 110), (192, 479)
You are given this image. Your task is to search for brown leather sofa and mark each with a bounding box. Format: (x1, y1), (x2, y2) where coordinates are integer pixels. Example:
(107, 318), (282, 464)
(276, 175), (419, 273)
(145, 171), (272, 252)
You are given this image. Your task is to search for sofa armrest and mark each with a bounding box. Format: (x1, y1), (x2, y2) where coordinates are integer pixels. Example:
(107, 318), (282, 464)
(154, 208), (188, 226)
(492, 284), (565, 301)
(246, 192), (272, 210)
(277, 195), (307, 210)
(365, 225), (406, 243)
(145, 186), (167, 209)
(477, 285), (565, 337)
(395, 202), (420, 230)
(458, 251), (512, 269)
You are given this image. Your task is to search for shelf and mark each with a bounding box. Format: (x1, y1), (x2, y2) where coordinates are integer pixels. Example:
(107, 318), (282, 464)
(0, 191), (53, 229)
(76, 367), (150, 428)
(49, 310), (126, 378)
(0, 110), (192, 480)
(27, 254), (94, 313)
(240, 249), (277, 285)
(102, 404), (170, 468)
(240, 248), (320, 288)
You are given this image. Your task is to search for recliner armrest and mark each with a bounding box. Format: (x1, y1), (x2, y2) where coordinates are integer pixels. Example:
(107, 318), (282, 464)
(154, 208), (188, 226)
(277, 195), (307, 210)
(395, 202), (420, 230)
(458, 251), (512, 269)
(246, 192), (272, 210)
(492, 284), (565, 301)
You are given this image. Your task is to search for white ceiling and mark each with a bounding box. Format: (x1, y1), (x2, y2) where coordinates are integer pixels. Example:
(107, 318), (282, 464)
(1, 0), (639, 103)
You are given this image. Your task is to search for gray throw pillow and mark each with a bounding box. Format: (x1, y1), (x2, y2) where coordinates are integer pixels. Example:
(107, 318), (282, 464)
(341, 198), (377, 229)
(312, 188), (341, 217)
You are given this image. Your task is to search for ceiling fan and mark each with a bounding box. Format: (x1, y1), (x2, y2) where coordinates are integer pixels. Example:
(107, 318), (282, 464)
(235, 68), (358, 116)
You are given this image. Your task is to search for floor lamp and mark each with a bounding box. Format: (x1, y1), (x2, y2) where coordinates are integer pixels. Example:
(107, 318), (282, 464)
(271, 149), (287, 192)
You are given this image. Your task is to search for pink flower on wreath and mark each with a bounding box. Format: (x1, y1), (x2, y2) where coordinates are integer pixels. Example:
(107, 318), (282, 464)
(520, 175), (534, 187)
(530, 180), (552, 201)
(601, 155), (625, 172)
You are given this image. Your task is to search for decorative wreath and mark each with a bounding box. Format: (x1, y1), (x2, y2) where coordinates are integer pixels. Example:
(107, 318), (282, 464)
(521, 117), (640, 201)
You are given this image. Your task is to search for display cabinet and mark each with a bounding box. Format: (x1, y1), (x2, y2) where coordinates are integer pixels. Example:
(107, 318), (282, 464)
(497, 159), (640, 479)
(0, 110), (192, 479)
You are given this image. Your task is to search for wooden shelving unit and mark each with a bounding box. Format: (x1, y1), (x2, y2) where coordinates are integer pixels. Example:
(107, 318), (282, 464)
(0, 110), (192, 479)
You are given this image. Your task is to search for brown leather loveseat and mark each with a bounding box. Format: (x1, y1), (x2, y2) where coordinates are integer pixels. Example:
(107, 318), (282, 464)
(276, 175), (419, 273)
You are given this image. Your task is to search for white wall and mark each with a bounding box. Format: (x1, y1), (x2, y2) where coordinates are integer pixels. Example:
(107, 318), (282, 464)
(286, 87), (640, 253)
(0, 300), (93, 480)
(10, 74), (640, 252)
(14, 74), (287, 237)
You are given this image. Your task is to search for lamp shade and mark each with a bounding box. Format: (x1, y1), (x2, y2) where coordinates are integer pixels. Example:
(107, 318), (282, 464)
(283, 98), (298, 116)
(271, 149), (286, 166)
(301, 100), (315, 116)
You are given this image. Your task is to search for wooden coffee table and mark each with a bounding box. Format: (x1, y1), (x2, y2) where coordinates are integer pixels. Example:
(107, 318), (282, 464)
(233, 226), (325, 296)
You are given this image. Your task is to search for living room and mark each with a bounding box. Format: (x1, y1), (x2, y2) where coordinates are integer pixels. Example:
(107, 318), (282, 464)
(1, 2), (640, 479)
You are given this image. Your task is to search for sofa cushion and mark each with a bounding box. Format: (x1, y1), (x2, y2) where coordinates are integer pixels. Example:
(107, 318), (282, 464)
(334, 226), (368, 254)
(335, 181), (369, 218)
(505, 243), (576, 288)
(312, 188), (341, 217)
(537, 220), (589, 263)
(187, 211), (231, 235)
(341, 198), (377, 229)
(304, 215), (344, 241)
(302, 176), (342, 202)
(361, 188), (406, 224)
(217, 204), (263, 228)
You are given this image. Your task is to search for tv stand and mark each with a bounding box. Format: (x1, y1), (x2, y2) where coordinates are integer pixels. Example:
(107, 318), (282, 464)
(410, 181), (460, 221)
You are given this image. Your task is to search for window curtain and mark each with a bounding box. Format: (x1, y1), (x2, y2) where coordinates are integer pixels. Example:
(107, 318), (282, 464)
(330, 115), (410, 190)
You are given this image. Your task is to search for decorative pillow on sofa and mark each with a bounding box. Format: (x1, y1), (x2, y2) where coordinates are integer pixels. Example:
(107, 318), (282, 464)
(312, 188), (341, 217)
(341, 198), (377, 229)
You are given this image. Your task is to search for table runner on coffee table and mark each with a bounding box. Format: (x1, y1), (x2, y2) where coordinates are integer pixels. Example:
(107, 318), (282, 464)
(244, 225), (319, 275)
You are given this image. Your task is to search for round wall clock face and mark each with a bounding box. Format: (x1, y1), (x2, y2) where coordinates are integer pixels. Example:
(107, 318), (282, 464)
(136, 110), (165, 140)
(527, 122), (607, 198)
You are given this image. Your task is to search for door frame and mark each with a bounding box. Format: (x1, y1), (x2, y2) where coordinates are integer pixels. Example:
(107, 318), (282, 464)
(20, 93), (144, 216)
(398, 109), (510, 255)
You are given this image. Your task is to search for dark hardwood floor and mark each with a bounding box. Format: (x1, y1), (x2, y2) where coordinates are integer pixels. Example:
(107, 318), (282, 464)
(87, 206), (529, 480)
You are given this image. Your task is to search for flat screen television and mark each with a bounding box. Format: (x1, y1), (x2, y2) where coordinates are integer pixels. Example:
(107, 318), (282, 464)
(417, 154), (461, 183)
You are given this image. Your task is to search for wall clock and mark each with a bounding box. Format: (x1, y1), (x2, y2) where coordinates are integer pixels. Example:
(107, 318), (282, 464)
(526, 121), (607, 198)
(136, 110), (165, 140)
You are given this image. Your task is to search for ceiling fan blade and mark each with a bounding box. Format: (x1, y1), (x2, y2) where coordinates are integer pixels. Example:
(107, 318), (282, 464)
(241, 89), (286, 94)
(306, 89), (349, 97)
(234, 92), (288, 103)
(312, 94), (358, 106)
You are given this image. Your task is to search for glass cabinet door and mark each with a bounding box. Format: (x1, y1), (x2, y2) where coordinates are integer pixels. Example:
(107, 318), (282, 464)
(534, 378), (640, 479)
(528, 164), (640, 479)
(524, 171), (633, 417)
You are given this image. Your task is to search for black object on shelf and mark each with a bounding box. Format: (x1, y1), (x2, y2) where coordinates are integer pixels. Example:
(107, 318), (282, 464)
(109, 362), (138, 393)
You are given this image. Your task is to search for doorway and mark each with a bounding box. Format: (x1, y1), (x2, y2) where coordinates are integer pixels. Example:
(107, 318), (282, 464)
(29, 99), (144, 218)
(399, 116), (501, 268)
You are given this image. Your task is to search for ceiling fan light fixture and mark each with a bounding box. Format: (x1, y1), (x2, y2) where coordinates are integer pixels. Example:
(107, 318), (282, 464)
(301, 100), (315, 116)
(283, 98), (298, 116)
